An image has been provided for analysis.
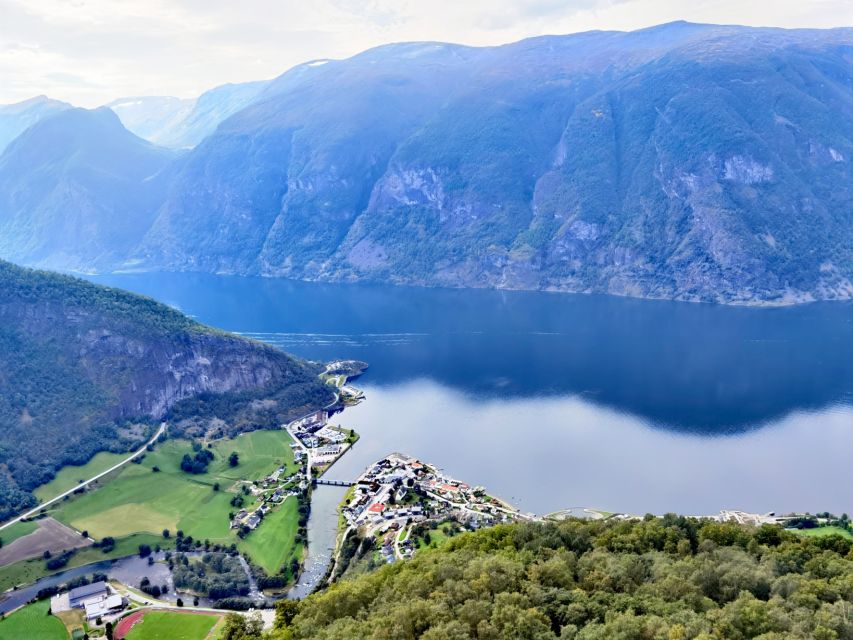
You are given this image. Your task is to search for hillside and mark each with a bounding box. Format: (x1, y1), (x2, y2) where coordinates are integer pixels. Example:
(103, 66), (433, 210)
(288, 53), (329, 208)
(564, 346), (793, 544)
(250, 517), (853, 639)
(0, 23), (852, 303)
(0, 261), (333, 521)
(0, 95), (71, 153)
(108, 80), (270, 149)
(0, 108), (177, 272)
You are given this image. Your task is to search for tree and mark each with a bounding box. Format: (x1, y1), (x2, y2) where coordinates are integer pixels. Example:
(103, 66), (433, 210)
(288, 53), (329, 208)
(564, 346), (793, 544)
(162, 528), (170, 538)
(138, 544), (152, 558)
(176, 597), (184, 607)
(105, 621), (113, 640)
(213, 482), (220, 492)
(229, 452), (239, 467)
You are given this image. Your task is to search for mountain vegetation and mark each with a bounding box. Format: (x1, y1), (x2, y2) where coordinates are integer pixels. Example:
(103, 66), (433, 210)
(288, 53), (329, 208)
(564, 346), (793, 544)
(0, 260), (332, 520)
(227, 516), (853, 640)
(1, 23), (852, 304)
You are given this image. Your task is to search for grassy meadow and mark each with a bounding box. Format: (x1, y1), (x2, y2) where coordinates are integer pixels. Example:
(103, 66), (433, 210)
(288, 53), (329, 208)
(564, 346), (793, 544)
(34, 451), (128, 502)
(238, 496), (302, 574)
(0, 519), (38, 547)
(791, 525), (853, 540)
(0, 600), (68, 640)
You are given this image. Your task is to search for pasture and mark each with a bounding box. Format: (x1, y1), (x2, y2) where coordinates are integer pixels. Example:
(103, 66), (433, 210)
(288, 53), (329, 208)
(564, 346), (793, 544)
(0, 600), (68, 640)
(50, 430), (296, 550)
(34, 451), (127, 502)
(238, 496), (301, 574)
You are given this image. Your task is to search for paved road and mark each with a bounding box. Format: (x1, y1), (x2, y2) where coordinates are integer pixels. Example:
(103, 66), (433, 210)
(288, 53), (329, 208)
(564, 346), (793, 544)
(0, 423), (166, 532)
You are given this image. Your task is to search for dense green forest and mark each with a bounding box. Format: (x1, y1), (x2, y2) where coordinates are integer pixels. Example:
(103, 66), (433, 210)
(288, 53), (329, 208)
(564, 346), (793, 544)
(0, 260), (332, 520)
(223, 517), (853, 639)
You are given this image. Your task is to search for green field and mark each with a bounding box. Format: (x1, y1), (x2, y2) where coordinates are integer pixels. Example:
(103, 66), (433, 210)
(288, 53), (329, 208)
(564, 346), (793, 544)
(0, 533), (169, 592)
(51, 430), (296, 545)
(0, 600), (68, 640)
(0, 519), (38, 546)
(34, 451), (128, 502)
(125, 611), (219, 640)
(790, 525), (853, 540)
(238, 497), (302, 574)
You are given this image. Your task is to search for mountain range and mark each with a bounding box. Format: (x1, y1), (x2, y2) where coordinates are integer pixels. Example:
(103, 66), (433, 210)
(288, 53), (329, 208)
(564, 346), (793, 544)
(0, 22), (851, 304)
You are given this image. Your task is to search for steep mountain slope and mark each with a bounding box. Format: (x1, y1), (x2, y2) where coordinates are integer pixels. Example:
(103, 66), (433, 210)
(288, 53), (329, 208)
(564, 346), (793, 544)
(1, 23), (851, 304)
(133, 22), (853, 304)
(0, 95), (72, 153)
(109, 80), (270, 149)
(0, 261), (332, 520)
(0, 107), (176, 271)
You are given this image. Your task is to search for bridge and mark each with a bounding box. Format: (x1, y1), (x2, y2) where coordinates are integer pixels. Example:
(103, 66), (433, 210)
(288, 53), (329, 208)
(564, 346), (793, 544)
(315, 479), (354, 487)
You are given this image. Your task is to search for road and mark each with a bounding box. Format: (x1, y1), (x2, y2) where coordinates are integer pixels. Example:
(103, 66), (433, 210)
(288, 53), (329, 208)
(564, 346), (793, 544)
(0, 423), (166, 532)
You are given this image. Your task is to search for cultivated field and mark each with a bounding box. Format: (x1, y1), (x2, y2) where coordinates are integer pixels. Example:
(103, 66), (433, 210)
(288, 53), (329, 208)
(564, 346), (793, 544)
(0, 517), (89, 567)
(238, 496), (302, 574)
(34, 451), (127, 502)
(0, 599), (68, 640)
(116, 610), (220, 640)
(50, 430), (298, 551)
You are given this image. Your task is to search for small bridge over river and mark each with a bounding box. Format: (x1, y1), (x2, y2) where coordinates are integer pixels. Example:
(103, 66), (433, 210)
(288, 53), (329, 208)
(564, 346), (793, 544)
(315, 479), (354, 487)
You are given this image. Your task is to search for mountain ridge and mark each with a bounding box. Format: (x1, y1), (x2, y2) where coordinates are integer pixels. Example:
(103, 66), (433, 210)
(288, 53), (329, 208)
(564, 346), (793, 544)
(1, 22), (852, 305)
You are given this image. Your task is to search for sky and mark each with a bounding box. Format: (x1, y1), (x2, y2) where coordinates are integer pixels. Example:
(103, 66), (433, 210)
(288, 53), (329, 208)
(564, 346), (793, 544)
(1, 0), (851, 107)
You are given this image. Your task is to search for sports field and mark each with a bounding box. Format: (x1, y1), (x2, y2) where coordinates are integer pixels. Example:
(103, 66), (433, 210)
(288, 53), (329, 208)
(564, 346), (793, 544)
(118, 610), (220, 640)
(50, 429), (297, 547)
(0, 599), (68, 640)
(238, 496), (302, 574)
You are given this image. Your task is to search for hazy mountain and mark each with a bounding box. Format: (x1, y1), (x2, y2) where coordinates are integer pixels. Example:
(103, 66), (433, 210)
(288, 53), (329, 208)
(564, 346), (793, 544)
(2, 23), (852, 304)
(0, 260), (331, 520)
(0, 107), (176, 272)
(0, 95), (72, 153)
(134, 22), (853, 304)
(109, 80), (270, 149)
(107, 95), (195, 143)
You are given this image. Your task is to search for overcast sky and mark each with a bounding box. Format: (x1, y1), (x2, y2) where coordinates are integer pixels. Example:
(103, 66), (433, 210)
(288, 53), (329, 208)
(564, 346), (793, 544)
(2, 0), (851, 107)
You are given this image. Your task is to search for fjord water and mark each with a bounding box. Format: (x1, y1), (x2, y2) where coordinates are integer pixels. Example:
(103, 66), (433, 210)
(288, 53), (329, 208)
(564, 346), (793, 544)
(92, 273), (853, 515)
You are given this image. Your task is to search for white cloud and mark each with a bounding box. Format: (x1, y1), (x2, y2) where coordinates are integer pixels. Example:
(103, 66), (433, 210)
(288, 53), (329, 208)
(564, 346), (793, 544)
(0, 0), (851, 107)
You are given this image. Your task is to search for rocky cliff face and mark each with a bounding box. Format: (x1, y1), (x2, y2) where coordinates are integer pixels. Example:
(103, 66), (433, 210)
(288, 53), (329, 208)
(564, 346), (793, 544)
(2, 23), (852, 305)
(0, 261), (330, 519)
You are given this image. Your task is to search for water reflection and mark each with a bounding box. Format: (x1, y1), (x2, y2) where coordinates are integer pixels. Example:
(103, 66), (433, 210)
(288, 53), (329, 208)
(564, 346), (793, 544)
(324, 380), (853, 516)
(90, 272), (853, 434)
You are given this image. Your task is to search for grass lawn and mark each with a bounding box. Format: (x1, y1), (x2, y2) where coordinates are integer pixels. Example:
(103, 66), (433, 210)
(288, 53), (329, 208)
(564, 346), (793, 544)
(791, 526), (853, 540)
(238, 497), (301, 574)
(124, 611), (219, 640)
(50, 430), (296, 545)
(0, 599), (68, 640)
(34, 451), (127, 503)
(0, 533), (169, 592)
(0, 519), (38, 547)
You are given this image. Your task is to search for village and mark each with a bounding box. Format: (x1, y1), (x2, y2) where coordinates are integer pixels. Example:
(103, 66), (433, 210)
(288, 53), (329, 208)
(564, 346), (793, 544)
(337, 453), (535, 564)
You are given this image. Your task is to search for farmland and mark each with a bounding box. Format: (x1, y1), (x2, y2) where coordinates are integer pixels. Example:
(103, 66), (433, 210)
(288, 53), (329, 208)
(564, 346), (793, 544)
(0, 599), (67, 640)
(238, 496), (302, 575)
(34, 451), (127, 502)
(0, 519), (37, 547)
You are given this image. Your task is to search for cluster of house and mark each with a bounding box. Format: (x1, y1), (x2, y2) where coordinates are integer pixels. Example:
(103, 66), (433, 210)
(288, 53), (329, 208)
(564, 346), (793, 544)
(50, 581), (126, 621)
(229, 469), (308, 532)
(341, 453), (525, 534)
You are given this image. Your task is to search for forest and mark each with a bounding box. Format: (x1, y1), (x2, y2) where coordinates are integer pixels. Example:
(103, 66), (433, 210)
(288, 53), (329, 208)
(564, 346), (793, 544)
(221, 516), (853, 640)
